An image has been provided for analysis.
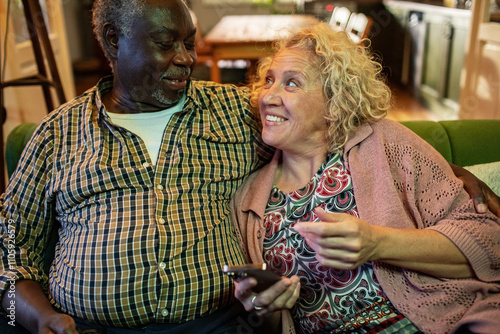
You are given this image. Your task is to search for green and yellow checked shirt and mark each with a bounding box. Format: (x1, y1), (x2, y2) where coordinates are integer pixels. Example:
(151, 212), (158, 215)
(0, 76), (273, 327)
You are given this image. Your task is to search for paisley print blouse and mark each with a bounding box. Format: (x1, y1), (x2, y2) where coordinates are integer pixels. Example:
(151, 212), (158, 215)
(263, 153), (421, 334)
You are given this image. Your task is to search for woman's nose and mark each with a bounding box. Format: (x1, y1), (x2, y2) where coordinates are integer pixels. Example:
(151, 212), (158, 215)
(260, 85), (282, 106)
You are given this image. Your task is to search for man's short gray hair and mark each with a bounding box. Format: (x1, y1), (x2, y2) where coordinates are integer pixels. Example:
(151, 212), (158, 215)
(91, 0), (146, 62)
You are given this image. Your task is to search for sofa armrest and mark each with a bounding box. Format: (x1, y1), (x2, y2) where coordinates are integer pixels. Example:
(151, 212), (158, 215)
(5, 122), (38, 178)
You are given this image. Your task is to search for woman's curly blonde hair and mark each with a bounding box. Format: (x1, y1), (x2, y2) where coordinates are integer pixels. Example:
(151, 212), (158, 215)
(250, 22), (391, 152)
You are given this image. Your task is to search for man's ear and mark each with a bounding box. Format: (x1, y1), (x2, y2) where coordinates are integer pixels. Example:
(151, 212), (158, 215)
(103, 23), (119, 60)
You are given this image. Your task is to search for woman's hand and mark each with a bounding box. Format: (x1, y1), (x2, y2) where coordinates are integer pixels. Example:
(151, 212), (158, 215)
(293, 208), (380, 270)
(451, 163), (500, 217)
(234, 275), (301, 316)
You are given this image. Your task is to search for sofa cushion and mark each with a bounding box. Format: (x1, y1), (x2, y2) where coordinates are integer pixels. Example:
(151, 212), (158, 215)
(464, 161), (500, 196)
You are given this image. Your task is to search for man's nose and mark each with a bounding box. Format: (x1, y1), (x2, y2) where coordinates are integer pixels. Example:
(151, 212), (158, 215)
(173, 44), (195, 67)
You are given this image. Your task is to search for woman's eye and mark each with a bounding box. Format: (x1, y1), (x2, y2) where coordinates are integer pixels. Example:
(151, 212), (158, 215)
(286, 79), (299, 87)
(264, 76), (273, 87)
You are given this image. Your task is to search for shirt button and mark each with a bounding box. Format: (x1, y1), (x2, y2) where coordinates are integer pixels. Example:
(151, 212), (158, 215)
(161, 309), (169, 317)
(256, 230), (262, 239)
(159, 262), (167, 270)
(156, 184), (164, 190)
(143, 162), (150, 168)
(158, 218), (165, 225)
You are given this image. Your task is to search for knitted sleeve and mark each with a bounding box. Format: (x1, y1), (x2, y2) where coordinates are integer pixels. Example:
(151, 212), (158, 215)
(346, 119), (500, 334)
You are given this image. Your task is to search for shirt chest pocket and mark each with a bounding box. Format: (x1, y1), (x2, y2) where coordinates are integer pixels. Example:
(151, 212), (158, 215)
(54, 147), (153, 214)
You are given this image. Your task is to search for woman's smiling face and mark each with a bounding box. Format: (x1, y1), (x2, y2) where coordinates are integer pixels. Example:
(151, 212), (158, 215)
(258, 48), (329, 154)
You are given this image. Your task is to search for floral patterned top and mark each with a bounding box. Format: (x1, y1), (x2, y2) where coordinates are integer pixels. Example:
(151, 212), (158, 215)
(263, 153), (421, 334)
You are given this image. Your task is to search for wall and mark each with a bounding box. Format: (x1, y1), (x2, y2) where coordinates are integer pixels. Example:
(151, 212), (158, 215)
(0, 0), (75, 127)
(62, 0), (95, 63)
(61, 0), (298, 64)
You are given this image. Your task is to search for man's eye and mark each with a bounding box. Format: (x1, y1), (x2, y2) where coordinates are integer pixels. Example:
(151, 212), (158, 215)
(159, 42), (174, 49)
(185, 41), (196, 50)
(286, 80), (298, 87)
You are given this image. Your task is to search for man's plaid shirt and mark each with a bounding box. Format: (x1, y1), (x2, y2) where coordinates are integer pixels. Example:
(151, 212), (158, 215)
(0, 76), (273, 327)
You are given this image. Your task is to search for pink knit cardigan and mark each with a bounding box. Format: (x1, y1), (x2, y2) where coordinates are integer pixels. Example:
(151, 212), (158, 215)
(230, 119), (500, 334)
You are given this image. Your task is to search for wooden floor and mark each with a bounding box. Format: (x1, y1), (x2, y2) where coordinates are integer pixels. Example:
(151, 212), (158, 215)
(73, 66), (446, 122)
(386, 84), (443, 122)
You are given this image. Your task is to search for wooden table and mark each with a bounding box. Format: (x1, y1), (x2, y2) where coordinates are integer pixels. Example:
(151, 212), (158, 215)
(204, 15), (319, 83)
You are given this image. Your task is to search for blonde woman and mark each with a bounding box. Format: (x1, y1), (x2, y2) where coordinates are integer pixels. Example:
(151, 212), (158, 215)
(230, 23), (500, 334)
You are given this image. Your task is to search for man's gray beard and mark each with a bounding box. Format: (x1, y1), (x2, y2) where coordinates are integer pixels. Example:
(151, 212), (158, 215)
(130, 85), (185, 108)
(152, 86), (185, 107)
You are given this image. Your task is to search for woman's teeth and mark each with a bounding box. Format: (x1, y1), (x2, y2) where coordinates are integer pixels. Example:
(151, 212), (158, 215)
(266, 115), (286, 122)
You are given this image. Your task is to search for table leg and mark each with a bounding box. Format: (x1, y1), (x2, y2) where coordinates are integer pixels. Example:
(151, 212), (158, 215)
(210, 58), (222, 83)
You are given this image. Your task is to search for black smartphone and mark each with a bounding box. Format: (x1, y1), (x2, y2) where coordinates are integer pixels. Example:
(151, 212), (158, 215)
(223, 263), (281, 292)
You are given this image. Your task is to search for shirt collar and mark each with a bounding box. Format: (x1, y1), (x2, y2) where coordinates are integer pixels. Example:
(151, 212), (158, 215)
(94, 75), (114, 123)
(177, 79), (203, 116)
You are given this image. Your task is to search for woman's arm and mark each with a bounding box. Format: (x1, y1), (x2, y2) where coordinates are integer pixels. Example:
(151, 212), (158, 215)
(294, 208), (474, 278)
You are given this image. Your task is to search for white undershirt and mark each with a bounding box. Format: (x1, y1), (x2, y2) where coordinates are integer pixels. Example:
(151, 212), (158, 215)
(107, 96), (186, 165)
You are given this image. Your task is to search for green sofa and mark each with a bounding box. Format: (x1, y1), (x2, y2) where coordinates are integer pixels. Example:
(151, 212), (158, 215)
(6, 120), (500, 176)
(1, 119), (499, 332)
(4, 119), (500, 268)
(5, 123), (38, 178)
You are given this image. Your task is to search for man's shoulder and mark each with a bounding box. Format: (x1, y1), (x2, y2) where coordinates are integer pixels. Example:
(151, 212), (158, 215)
(190, 79), (250, 99)
(49, 80), (103, 121)
(188, 80), (253, 119)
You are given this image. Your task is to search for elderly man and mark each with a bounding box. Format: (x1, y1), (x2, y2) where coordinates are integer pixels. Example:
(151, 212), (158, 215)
(0, 0), (498, 333)
(0, 0), (274, 333)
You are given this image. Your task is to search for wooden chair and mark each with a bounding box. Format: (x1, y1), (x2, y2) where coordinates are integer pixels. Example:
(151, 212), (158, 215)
(345, 12), (373, 44)
(329, 6), (351, 31)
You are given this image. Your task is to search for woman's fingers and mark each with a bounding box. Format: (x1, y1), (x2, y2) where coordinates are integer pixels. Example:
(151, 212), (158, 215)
(242, 276), (301, 315)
